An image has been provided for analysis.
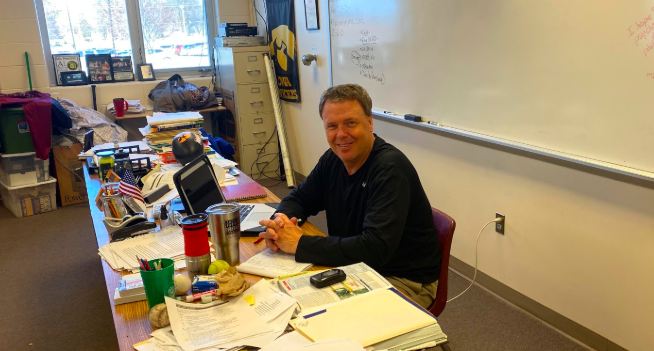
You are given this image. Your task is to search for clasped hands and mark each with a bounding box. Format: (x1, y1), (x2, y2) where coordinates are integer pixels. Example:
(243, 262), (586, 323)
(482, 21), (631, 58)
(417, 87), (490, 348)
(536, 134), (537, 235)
(258, 213), (302, 254)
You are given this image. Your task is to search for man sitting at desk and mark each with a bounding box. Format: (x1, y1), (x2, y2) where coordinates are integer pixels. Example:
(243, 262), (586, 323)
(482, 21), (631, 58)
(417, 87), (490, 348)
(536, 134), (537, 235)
(258, 84), (441, 309)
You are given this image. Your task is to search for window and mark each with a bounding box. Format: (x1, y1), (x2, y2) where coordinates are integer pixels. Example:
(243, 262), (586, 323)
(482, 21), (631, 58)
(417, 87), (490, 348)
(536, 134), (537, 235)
(37, 0), (216, 85)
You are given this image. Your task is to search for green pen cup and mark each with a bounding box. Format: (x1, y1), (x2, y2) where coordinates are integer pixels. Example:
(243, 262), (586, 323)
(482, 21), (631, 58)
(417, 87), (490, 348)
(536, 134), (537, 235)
(140, 258), (176, 309)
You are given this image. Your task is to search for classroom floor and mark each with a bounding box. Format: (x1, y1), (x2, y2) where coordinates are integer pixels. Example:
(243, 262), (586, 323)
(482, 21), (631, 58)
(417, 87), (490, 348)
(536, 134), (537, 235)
(0, 178), (592, 351)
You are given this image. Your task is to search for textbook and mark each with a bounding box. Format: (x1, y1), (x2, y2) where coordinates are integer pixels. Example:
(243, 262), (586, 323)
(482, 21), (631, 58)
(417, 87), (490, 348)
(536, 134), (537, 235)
(222, 182), (267, 201)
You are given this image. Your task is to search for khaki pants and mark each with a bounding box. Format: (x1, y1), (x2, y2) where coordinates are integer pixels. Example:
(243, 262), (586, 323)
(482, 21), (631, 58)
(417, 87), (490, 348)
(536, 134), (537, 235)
(386, 276), (438, 310)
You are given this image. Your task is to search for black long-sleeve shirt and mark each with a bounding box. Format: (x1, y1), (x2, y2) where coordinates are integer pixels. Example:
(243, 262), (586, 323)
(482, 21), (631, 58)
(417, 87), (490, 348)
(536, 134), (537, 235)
(277, 135), (441, 284)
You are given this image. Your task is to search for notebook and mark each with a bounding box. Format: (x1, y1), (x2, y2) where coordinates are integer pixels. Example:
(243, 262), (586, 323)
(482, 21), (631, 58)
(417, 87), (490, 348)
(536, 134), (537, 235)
(222, 182), (267, 201)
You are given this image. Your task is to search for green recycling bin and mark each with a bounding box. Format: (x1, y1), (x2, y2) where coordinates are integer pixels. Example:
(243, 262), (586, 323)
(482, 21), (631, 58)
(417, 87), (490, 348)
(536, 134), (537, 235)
(0, 106), (35, 154)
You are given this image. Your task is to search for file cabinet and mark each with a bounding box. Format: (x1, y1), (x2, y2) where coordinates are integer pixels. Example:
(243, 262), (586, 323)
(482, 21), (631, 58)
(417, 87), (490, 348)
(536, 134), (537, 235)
(216, 46), (279, 177)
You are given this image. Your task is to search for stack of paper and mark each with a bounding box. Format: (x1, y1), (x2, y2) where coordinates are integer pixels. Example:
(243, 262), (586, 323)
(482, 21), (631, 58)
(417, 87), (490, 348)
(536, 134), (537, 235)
(259, 333), (365, 351)
(290, 289), (436, 347)
(140, 112), (204, 146)
(108, 100), (147, 115)
(99, 226), (192, 273)
(237, 249), (313, 278)
(280, 263), (449, 349)
(135, 280), (299, 351)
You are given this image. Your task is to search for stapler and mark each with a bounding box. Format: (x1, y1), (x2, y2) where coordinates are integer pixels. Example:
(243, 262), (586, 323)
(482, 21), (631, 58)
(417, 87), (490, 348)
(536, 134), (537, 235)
(103, 213), (156, 242)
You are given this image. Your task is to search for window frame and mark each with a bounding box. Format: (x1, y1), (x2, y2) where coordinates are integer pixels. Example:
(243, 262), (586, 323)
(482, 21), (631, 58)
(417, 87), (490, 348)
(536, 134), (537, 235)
(36, 0), (217, 87)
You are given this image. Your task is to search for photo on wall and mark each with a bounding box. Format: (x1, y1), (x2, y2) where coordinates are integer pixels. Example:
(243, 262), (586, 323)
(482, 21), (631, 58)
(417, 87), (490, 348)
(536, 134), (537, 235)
(52, 54), (82, 86)
(86, 54), (114, 83)
(111, 56), (135, 82)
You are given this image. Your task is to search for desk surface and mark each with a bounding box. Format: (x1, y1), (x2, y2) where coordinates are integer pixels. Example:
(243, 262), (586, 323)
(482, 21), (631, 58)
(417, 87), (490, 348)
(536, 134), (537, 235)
(112, 106), (228, 120)
(83, 165), (326, 351)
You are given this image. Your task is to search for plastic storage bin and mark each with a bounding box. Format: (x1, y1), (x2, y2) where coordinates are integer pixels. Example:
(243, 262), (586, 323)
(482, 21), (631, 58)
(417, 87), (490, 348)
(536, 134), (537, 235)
(0, 153), (51, 187)
(0, 178), (57, 217)
(0, 105), (34, 154)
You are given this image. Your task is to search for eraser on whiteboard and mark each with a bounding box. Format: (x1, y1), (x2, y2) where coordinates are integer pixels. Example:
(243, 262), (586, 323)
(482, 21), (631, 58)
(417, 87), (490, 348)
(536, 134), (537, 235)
(404, 114), (422, 122)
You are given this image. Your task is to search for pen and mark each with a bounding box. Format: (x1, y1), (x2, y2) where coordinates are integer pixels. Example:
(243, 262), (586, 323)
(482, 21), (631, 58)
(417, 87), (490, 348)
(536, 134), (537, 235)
(278, 271), (316, 280)
(253, 238), (264, 245)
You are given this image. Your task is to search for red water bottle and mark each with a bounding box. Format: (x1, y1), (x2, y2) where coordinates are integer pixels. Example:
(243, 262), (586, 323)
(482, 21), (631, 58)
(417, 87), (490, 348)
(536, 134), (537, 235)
(181, 214), (211, 280)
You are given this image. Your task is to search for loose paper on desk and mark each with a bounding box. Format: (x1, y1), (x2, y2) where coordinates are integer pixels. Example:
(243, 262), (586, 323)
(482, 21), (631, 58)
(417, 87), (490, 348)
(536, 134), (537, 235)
(218, 280), (298, 349)
(237, 248), (313, 278)
(278, 262), (392, 315)
(99, 226), (185, 271)
(291, 289), (436, 347)
(78, 140), (151, 158)
(165, 296), (274, 351)
(259, 333), (366, 351)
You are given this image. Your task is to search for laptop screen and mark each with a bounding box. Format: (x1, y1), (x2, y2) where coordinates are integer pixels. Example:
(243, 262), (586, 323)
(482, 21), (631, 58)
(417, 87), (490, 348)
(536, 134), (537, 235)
(176, 157), (225, 214)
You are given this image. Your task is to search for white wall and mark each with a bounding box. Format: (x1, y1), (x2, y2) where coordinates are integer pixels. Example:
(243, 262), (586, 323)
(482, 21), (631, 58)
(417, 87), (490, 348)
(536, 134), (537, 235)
(255, 1), (654, 350)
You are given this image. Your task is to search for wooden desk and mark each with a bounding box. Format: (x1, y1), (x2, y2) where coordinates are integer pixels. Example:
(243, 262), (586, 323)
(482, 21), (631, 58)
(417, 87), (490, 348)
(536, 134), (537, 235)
(83, 165), (325, 351)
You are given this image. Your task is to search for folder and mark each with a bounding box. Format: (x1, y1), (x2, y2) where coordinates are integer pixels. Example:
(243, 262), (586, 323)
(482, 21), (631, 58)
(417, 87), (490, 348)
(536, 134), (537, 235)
(291, 288), (436, 347)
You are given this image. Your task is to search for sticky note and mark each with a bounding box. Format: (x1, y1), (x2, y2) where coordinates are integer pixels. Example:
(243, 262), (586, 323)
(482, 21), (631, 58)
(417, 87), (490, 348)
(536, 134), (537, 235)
(244, 295), (255, 306)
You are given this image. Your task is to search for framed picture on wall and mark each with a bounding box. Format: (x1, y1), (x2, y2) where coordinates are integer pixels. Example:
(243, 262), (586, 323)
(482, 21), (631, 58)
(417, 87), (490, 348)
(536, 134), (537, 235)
(86, 54), (114, 84)
(304, 0), (319, 30)
(111, 56), (135, 82)
(52, 54), (82, 86)
(137, 63), (156, 81)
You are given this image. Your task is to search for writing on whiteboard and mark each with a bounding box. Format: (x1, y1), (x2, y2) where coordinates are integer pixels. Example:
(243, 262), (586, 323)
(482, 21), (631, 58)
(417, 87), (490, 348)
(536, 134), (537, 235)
(627, 7), (654, 57)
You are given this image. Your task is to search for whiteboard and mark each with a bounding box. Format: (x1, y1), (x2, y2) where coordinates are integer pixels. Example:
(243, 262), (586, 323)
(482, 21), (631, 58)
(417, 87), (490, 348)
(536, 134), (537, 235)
(329, 0), (654, 173)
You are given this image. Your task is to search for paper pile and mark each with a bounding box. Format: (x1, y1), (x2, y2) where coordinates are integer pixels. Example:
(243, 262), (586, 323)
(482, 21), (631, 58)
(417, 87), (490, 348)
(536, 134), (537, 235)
(98, 226), (199, 273)
(140, 112), (204, 146)
(135, 280), (299, 351)
(108, 100), (147, 114)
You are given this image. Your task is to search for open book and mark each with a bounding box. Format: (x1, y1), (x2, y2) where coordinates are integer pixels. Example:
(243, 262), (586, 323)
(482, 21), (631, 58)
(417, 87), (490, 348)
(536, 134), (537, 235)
(236, 248), (313, 278)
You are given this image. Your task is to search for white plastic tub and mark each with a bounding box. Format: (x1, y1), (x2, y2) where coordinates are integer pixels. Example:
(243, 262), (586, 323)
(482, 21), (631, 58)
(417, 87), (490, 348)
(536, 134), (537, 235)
(0, 178), (57, 217)
(0, 152), (51, 187)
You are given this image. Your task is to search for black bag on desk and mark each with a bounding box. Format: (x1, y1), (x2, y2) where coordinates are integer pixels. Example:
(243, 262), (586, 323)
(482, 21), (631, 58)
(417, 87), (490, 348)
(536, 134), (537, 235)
(149, 74), (219, 112)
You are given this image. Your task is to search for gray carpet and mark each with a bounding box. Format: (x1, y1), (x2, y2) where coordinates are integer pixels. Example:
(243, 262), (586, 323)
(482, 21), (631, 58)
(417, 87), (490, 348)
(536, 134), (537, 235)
(0, 202), (118, 351)
(0, 178), (590, 351)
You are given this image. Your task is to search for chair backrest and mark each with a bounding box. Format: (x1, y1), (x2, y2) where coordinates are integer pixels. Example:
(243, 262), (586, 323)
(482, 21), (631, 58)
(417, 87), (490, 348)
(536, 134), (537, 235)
(428, 207), (456, 317)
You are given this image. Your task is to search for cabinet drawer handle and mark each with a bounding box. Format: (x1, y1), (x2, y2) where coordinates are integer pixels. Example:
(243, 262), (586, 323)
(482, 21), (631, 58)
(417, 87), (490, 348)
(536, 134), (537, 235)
(247, 69), (261, 74)
(253, 131), (267, 136)
(253, 118), (264, 124)
(250, 100), (264, 105)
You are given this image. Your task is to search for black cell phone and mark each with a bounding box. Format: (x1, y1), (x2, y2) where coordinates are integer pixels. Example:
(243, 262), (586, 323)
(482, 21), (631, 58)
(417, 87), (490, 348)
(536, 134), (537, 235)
(310, 269), (347, 289)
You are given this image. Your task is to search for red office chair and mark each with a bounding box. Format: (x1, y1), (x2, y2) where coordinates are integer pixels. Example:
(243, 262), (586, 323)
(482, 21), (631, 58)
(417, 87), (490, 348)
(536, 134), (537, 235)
(427, 207), (456, 317)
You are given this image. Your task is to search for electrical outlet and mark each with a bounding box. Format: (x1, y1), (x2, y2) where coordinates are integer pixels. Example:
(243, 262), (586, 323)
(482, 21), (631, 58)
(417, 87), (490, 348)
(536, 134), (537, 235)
(495, 213), (505, 234)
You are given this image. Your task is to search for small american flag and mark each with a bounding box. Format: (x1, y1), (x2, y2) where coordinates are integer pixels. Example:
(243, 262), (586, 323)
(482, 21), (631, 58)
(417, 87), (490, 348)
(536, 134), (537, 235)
(119, 168), (144, 203)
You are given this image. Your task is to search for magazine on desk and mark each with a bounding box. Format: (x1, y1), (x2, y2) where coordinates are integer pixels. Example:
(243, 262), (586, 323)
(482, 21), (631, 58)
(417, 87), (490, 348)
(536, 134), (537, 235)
(277, 262), (393, 315)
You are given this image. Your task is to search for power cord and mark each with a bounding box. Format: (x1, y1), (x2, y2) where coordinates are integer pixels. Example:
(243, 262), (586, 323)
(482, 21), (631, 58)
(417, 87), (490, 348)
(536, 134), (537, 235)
(447, 217), (504, 303)
(253, 0), (268, 42)
(249, 125), (283, 181)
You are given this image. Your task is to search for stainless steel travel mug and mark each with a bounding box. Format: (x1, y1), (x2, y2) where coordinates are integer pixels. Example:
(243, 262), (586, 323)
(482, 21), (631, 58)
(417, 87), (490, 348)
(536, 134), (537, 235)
(206, 203), (241, 266)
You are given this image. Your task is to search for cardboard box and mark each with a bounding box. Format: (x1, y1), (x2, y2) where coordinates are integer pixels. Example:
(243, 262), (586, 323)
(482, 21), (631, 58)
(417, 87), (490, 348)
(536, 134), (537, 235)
(53, 143), (88, 206)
